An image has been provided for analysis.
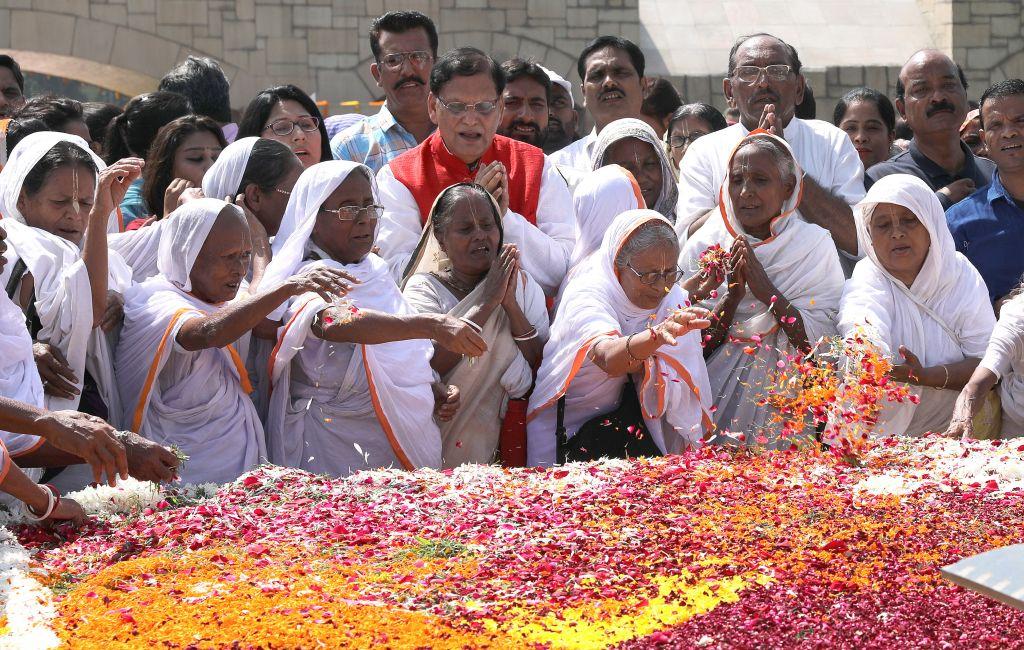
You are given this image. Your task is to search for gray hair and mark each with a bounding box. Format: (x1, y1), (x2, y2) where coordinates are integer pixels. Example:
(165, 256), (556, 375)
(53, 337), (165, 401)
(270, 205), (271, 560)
(614, 220), (678, 268)
(733, 134), (797, 183)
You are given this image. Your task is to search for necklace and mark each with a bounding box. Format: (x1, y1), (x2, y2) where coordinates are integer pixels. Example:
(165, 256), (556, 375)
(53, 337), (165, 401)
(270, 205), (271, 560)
(432, 270), (476, 295)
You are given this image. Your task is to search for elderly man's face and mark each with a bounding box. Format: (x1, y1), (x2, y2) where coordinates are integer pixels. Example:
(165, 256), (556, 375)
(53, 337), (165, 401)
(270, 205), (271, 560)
(724, 36), (804, 130)
(896, 51), (968, 139)
(427, 73), (503, 164)
(0, 66), (25, 118)
(581, 46), (644, 132)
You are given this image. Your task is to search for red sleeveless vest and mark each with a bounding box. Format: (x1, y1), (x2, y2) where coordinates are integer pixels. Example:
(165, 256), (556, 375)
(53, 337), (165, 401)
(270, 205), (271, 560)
(389, 131), (546, 225)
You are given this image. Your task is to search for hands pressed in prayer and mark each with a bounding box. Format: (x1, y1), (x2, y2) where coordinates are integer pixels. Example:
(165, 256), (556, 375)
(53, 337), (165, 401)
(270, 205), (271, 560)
(38, 410), (128, 487)
(286, 266), (360, 303)
(757, 103), (784, 139)
(889, 346), (926, 385)
(163, 178), (195, 217)
(499, 245), (522, 311)
(94, 157), (145, 219)
(432, 382), (461, 422)
(482, 244), (518, 306)
(100, 290), (124, 333)
(474, 161), (510, 216)
(32, 342), (79, 399)
(733, 237), (779, 305)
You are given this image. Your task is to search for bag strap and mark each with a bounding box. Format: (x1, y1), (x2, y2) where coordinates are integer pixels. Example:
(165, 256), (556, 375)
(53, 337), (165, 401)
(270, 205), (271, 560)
(555, 395), (567, 464)
(4, 258), (26, 299)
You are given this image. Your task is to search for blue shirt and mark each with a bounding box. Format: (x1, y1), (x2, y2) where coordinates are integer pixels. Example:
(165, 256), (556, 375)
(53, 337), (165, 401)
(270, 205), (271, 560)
(946, 171), (1024, 302)
(329, 104), (428, 174)
(118, 177), (149, 226)
(867, 139), (995, 209)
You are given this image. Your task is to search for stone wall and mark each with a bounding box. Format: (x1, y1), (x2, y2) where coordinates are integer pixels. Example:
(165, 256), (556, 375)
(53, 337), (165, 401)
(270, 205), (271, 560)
(953, 0), (1024, 92)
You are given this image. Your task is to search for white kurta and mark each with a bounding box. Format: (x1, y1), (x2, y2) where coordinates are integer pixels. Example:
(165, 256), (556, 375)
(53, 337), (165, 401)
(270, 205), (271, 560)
(675, 119), (866, 239)
(980, 295), (1024, 438)
(549, 129), (597, 172)
(375, 157), (575, 295)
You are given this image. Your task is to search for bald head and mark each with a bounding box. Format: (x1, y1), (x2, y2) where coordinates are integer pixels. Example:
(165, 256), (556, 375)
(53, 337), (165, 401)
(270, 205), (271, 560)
(895, 49), (969, 137)
(724, 33), (805, 130)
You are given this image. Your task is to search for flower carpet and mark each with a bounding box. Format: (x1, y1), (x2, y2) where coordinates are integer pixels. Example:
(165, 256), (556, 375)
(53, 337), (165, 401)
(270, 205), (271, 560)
(1, 436), (1023, 648)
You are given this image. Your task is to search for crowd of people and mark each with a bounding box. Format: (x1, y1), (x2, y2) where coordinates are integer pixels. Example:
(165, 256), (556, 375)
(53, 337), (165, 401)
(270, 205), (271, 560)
(0, 10), (1023, 523)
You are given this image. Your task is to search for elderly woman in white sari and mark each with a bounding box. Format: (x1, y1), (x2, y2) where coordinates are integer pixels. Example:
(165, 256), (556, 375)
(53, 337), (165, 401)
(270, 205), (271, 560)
(679, 132), (845, 446)
(263, 161), (486, 477)
(836, 174), (994, 441)
(401, 183), (549, 467)
(0, 132), (141, 428)
(527, 209), (712, 467)
(116, 198), (354, 485)
(590, 118), (678, 222)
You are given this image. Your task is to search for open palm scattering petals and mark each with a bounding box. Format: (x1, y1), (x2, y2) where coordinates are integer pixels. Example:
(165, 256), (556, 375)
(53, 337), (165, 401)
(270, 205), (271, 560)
(1, 438), (1023, 648)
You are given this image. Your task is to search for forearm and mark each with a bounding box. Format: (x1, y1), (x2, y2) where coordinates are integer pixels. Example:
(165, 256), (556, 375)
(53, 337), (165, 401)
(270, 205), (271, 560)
(919, 358), (983, 391)
(954, 366), (999, 420)
(799, 177), (858, 255)
(503, 301), (543, 368)
(430, 299), (498, 375)
(316, 309), (438, 345)
(81, 209), (109, 327)
(703, 294), (740, 357)
(247, 237), (272, 294)
(770, 295), (810, 352)
(592, 330), (663, 377)
(11, 441), (84, 468)
(0, 396), (50, 436)
(177, 283), (295, 351)
(0, 463), (52, 512)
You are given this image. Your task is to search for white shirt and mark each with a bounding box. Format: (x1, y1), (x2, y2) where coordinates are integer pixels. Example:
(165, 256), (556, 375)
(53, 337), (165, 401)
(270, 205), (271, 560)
(376, 157), (576, 296)
(549, 129), (598, 171)
(675, 119), (866, 240)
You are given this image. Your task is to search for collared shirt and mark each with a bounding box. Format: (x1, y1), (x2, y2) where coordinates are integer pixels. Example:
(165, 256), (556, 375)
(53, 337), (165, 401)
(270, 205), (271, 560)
(866, 139), (995, 209)
(329, 104), (428, 174)
(946, 171), (1024, 302)
(548, 128), (597, 172)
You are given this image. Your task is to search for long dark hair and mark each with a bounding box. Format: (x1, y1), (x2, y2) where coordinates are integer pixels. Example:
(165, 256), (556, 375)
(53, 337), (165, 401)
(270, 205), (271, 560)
(236, 85), (332, 163)
(104, 91), (192, 164)
(142, 115), (227, 217)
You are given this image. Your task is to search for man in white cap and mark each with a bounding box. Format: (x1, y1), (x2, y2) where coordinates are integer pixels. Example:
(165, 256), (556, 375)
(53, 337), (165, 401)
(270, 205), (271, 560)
(541, 66), (578, 154)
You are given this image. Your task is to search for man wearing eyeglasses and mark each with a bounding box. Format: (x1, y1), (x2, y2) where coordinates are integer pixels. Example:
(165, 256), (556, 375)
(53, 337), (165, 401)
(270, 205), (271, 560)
(330, 11), (437, 173)
(676, 33), (864, 260)
(377, 47), (575, 296)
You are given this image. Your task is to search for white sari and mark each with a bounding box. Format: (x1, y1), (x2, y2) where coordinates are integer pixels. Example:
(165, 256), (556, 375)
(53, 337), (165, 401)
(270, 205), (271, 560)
(115, 199), (266, 485)
(0, 289), (45, 458)
(679, 133), (845, 445)
(400, 185), (549, 467)
(263, 161), (442, 475)
(527, 209), (712, 467)
(0, 132), (127, 422)
(837, 174), (994, 438)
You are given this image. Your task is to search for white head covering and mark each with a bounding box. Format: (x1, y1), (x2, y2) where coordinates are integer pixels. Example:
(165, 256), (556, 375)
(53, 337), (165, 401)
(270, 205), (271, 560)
(570, 164), (645, 268)
(528, 209), (712, 463)
(837, 173), (995, 437)
(201, 136), (259, 202)
(262, 160), (375, 302)
(0, 131), (120, 234)
(156, 197), (238, 291)
(590, 118), (677, 221)
(539, 66), (574, 108)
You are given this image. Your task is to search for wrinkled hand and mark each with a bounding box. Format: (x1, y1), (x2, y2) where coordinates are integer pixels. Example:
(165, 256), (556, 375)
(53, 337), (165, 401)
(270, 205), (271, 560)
(683, 267), (724, 303)
(100, 290), (124, 332)
(120, 430), (181, 483)
(735, 236), (776, 304)
(938, 178), (976, 204)
(481, 244), (516, 306)
(48, 497), (86, 526)
(726, 238), (747, 301)
(33, 342), (79, 399)
(94, 158), (144, 218)
(163, 178), (194, 217)
(889, 346), (925, 385)
(474, 161), (510, 217)
(654, 307), (712, 346)
(499, 245), (522, 310)
(287, 266), (359, 302)
(38, 410), (127, 487)
(432, 315), (488, 356)
(228, 193), (268, 244)
(432, 382), (460, 421)
(945, 391), (977, 440)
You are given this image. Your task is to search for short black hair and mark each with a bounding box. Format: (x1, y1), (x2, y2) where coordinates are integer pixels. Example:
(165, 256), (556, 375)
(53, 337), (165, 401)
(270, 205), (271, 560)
(833, 87), (896, 134)
(727, 33), (802, 76)
(641, 78), (682, 121)
(795, 84), (816, 119)
(13, 95), (84, 131)
(0, 55), (24, 91)
(236, 84), (333, 163)
(369, 11), (439, 61)
(82, 102), (123, 147)
(104, 91), (192, 163)
(577, 35), (645, 80)
(158, 55), (232, 124)
(668, 103), (728, 136)
(239, 138), (302, 195)
(895, 59), (968, 101)
(5, 118), (49, 156)
(979, 79), (1024, 128)
(429, 47), (505, 96)
(500, 58), (551, 99)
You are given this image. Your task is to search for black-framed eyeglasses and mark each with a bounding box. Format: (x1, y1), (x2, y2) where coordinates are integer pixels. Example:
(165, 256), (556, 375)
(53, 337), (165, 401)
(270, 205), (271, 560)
(264, 115), (321, 136)
(625, 263), (684, 285)
(319, 204), (385, 221)
(732, 64), (793, 85)
(669, 133), (709, 149)
(380, 51), (433, 70)
(436, 96), (500, 116)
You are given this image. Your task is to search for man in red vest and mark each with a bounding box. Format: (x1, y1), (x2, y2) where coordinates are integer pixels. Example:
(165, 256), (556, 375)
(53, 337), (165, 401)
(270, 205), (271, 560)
(377, 47), (575, 296)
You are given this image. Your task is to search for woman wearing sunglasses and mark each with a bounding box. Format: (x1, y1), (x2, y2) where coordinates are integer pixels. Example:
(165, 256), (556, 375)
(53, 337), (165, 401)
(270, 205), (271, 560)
(237, 85), (332, 167)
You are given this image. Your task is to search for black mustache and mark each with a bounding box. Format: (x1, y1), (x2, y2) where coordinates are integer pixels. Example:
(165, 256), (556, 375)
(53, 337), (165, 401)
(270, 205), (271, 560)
(508, 119), (540, 131)
(393, 75), (424, 90)
(599, 86), (624, 99)
(926, 101), (956, 117)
